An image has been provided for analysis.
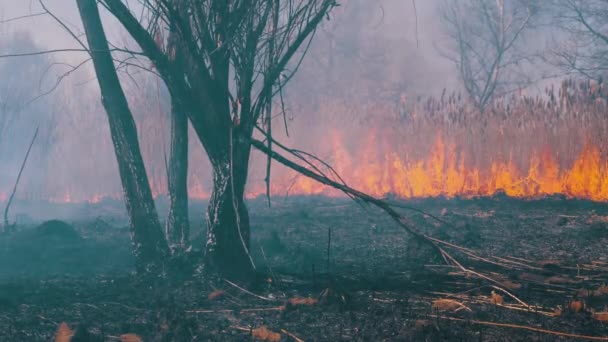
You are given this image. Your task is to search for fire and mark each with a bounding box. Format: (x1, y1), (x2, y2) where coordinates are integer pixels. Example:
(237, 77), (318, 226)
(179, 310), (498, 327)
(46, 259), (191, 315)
(255, 132), (608, 201)
(9, 132), (608, 204)
(3, 81), (605, 204)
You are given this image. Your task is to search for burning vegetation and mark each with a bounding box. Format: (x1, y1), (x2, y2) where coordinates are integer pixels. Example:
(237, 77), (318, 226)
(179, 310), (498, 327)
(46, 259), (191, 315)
(1, 0), (608, 341)
(258, 79), (608, 201)
(3, 79), (608, 204)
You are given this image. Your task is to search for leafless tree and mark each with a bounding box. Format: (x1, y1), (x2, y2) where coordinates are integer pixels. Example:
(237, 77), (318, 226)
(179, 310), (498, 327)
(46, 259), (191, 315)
(163, 0), (190, 255)
(75, 0), (337, 277)
(439, 0), (536, 111)
(550, 0), (608, 80)
(77, 0), (170, 274)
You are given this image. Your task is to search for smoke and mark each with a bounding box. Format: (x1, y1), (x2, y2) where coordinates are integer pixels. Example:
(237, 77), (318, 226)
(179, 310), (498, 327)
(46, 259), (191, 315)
(0, 1), (602, 206)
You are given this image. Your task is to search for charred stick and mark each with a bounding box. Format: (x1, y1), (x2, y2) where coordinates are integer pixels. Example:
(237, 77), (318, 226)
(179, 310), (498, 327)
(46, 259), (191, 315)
(327, 226), (332, 274)
(3, 126), (39, 230)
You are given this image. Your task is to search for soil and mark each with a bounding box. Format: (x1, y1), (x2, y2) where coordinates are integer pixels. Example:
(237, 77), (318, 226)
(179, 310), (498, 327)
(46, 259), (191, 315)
(1, 195), (608, 341)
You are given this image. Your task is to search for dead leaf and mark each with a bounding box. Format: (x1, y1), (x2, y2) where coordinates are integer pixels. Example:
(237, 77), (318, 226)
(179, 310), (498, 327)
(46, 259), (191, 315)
(207, 290), (225, 301)
(284, 296), (318, 311)
(288, 297), (318, 306)
(432, 299), (471, 312)
(252, 326), (281, 342)
(569, 300), (584, 313)
(593, 312), (608, 322)
(54, 322), (74, 342)
(490, 291), (504, 305)
(577, 284), (608, 298)
(120, 333), (144, 342)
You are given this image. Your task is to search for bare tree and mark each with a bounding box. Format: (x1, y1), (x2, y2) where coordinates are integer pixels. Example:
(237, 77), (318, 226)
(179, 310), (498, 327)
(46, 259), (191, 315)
(165, 90), (190, 255)
(439, 0), (535, 111)
(76, 0), (170, 274)
(164, 0), (191, 255)
(79, 0), (337, 277)
(551, 0), (608, 80)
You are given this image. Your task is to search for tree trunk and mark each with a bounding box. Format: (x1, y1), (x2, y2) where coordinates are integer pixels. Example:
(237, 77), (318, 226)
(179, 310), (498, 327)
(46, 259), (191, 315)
(77, 0), (169, 274)
(166, 99), (189, 253)
(204, 127), (255, 278)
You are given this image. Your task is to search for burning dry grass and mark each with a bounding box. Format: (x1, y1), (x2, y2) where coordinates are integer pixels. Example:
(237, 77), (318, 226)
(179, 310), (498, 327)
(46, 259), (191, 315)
(5, 79), (608, 204)
(261, 79), (608, 201)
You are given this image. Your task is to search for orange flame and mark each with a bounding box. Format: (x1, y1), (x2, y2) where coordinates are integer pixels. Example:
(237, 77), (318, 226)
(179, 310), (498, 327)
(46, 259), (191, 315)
(251, 132), (608, 201)
(15, 133), (608, 204)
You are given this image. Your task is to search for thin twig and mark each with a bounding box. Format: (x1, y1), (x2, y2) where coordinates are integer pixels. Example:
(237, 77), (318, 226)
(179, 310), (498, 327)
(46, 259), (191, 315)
(429, 315), (608, 341)
(224, 279), (275, 302)
(281, 328), (305, 342)
(186, 306), (284, 314)
(0, 12), (46, 24)
(3, 126), (39, 230)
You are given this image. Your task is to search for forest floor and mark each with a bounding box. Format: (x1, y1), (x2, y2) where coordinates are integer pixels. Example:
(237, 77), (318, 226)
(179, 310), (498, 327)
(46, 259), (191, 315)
(1, 195), (608, 341)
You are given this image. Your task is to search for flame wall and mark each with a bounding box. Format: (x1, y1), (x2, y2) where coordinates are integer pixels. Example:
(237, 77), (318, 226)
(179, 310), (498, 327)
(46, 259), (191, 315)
(2, 74), (607, 204)
(245, 81), (608, 201)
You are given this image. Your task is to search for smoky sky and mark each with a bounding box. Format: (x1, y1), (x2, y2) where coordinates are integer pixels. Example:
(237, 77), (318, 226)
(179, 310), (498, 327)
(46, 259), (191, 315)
(0, 0), (562, 205)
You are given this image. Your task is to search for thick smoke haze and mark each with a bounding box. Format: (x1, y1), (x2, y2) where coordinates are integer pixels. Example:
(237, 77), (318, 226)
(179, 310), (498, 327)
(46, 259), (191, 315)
(0, 0), (460, 202)
(0, 0), (598, 209)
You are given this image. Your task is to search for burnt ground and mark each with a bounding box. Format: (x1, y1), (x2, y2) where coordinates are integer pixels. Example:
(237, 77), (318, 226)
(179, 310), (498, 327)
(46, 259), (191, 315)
(1, 195), (608, 341)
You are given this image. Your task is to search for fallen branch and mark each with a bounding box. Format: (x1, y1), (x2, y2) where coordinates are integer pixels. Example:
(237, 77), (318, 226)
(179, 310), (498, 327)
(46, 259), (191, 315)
(281, 328), (305, 342)
(224, 279), (276, 302)
(250, 136), (530, 308)
(186, 306), (284, 314)
(430, 315), (608, 341)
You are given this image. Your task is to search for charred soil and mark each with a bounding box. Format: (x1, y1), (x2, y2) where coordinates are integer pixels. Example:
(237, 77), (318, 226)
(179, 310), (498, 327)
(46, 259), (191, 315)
(1, 196), (608, 341)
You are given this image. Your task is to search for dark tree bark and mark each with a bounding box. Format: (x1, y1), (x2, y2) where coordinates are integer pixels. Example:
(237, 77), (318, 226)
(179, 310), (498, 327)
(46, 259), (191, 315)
(98, 0), (335, 277)
(163, 0), (190, 255)
(204, 126), (255, 277)
(76, 0), (169, 273)
(166, 99), (190, 252)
